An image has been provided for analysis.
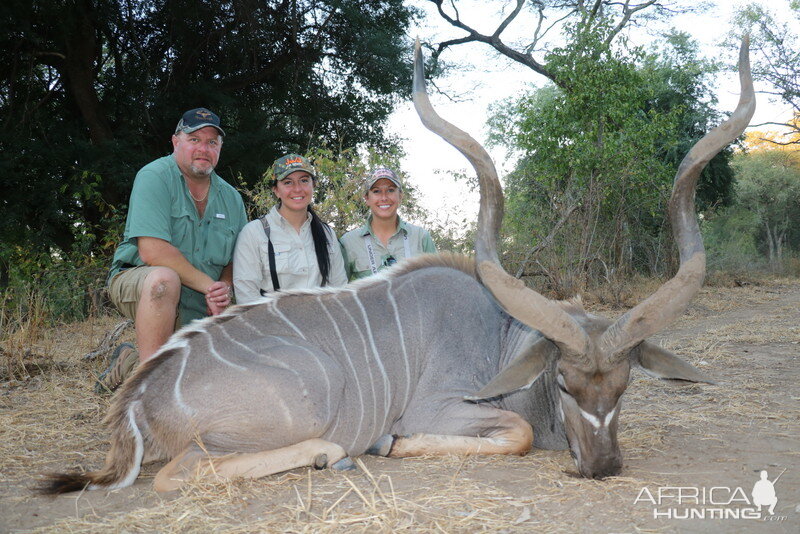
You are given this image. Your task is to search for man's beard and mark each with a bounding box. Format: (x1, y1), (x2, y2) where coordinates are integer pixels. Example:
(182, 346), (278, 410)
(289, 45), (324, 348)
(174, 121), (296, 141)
(190, 164), (214, 176)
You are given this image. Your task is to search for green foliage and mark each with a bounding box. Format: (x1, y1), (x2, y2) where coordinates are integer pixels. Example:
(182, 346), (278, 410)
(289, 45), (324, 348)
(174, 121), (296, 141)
(0, 0), (419, 279)
(2, 246), (110, 326)
(702, 207), (763, 272)
(486, 21), (739, 292)
(732, 149), (800, 262)
(639, 32), (735, 209)
(2, 179), (125, 323)
(702, 147), (800, 275)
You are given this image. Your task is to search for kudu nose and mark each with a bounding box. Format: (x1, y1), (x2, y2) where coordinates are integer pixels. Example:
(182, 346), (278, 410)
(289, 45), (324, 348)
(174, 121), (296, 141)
(581, 455), (622, 479)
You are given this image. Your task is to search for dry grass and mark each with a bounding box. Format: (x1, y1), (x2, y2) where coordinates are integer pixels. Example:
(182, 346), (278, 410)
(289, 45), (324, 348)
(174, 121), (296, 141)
(2, 278), (798, 533)
(0, 287), (51, 381)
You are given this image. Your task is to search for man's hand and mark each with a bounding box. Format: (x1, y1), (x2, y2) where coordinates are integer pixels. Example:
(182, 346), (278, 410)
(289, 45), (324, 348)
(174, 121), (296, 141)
(205, 281), (232, 316)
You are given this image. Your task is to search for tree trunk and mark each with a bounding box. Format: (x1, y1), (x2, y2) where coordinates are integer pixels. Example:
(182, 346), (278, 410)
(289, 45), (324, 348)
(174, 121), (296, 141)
(0, 257), (8, 291)
(60, 0), (114, 145)
(764, 221), (776, 266)
(55, 1), (119, 254)
(776, 226), (787, 262)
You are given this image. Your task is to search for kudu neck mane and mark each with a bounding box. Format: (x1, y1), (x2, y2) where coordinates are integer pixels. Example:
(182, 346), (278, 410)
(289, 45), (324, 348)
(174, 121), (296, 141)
(385, 252), (477, 279)
(389, 253), (588, 318)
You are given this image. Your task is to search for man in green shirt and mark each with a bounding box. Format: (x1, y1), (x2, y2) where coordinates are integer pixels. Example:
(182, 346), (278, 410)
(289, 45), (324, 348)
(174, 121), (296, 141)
(98, 108), (247, 393)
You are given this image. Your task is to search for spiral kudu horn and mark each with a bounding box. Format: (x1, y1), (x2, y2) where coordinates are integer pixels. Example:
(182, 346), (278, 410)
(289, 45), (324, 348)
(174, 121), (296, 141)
(600, 37), (756, 362)
(412, 40), (589, 357)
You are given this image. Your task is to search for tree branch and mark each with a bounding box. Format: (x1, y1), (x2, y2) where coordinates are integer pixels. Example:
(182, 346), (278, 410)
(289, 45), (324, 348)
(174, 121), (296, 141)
(430, 0), (556, 83)
(429, 0), (677, 88)
(493, 0), (525, 38)
(218, 52), (297, 92)
(514, 203), (579, 278)
(605, 0), (659, 47)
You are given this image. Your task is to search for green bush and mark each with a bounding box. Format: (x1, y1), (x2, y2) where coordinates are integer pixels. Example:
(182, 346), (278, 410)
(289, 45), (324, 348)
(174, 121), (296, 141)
(2, 259), (110, 326)
(702, 206), (764, 273)
(2, 225), (115, 327)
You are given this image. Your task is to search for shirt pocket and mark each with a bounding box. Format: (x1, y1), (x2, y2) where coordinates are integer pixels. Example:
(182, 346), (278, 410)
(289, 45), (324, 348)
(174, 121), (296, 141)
(169, 203), (195, 258)
(354, 255), (376, 273)
(206, 221), (237, 267)
(260, 242), (293, 278)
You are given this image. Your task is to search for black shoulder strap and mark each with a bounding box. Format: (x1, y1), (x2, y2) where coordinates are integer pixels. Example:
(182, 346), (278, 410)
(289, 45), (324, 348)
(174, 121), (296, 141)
(260, 216), (280, 293)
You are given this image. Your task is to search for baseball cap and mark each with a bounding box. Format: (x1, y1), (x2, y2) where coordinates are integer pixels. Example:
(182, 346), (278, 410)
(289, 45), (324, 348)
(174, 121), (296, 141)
(272, 154), (316, 182)
(175, 108), (225, 136)
(365, 167), (402, 192)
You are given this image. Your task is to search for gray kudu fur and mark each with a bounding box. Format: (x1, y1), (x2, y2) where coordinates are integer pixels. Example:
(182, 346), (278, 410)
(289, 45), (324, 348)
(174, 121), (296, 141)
(44, 38), (755, 493)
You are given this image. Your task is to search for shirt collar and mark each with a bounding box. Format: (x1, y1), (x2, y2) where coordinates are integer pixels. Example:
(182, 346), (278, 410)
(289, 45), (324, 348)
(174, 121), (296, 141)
(270, 204), (312, 229)
(362, 214), (406, 238)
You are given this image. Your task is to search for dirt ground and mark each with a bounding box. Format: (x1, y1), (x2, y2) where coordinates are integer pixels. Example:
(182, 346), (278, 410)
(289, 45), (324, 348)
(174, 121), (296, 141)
(1, 278), (798, 533)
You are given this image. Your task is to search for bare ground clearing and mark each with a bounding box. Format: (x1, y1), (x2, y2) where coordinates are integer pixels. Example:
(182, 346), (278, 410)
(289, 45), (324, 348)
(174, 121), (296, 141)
(1, 278), (798, 533)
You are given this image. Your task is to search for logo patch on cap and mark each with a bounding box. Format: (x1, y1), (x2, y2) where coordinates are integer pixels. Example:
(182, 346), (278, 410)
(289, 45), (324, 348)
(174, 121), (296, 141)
(372, 168), (395, 179)
(175, 108), (224, 136)
(272, 153), (316, 182)
(365, 167), (402, 192)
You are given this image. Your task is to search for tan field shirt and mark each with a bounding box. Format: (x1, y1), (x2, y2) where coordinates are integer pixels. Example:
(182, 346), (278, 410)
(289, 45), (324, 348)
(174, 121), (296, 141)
(232, 206), (347, 304)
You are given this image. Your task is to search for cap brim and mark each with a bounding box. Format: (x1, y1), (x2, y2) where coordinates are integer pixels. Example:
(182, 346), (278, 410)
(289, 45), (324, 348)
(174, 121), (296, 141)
(276, 167), (316, 182)
(366, 177), (402, 191)
(178, 123), (225, 136)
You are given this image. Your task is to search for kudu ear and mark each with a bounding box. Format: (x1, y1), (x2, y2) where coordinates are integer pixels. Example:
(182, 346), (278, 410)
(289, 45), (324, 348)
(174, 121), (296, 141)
(631, 341), (715, 384)
(464, 337), (557, 401)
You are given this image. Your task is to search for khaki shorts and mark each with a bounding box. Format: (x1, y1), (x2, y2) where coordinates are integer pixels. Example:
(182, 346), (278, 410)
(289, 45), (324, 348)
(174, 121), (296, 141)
(108, 266), (180, 327)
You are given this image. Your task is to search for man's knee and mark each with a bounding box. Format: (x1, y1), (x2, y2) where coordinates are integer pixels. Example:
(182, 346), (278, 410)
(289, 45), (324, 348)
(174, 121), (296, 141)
(143, 268), (180, 303)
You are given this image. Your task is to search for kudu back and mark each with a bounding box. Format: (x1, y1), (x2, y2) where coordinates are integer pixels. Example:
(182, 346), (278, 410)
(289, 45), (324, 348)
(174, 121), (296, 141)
(43, 39), (754, 493)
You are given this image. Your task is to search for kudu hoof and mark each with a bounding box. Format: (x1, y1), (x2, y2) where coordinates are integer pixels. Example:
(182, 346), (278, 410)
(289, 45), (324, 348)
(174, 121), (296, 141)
(365, 434), (395, 457)
(331, 457), (356, 471)
(313, 454), (328, 470)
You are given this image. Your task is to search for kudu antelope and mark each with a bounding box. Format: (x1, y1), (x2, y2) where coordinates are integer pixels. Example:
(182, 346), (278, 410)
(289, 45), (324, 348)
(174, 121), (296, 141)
(43, 39), (754, 493)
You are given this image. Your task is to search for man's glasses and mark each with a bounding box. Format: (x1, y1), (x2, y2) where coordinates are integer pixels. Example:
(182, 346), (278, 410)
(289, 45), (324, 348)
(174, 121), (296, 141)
(384, 256), (397, 267)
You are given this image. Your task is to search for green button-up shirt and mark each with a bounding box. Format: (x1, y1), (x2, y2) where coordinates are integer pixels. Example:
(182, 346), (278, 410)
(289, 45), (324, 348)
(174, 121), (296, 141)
(339, 216), (437, 281)
(109, 155), (247, 325)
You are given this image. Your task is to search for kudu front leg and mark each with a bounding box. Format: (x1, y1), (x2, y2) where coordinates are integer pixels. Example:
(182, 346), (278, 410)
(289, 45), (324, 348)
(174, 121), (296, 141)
(375, 409), (533, 458)
(153, 439), (349, 492)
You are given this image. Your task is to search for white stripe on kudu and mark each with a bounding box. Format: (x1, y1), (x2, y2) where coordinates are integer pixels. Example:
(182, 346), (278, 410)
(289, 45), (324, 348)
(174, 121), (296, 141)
(331, 293), (381, 448)
(295, 343), (334, 430)
(385, 279), (412, 408)
(239, 314), (269, 336)
(203, 329), (246, 371)
(316, 295), (365, 451)
(173, 351), (194, 416)
(270, 300), (306, 340)
(349, 290), (392, 433)
(218, 327), (302, 378)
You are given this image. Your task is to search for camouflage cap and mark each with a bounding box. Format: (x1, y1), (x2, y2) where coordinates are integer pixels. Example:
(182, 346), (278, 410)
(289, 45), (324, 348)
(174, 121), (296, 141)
(365, 167), (402, 192)
(175, 108), (225, 136)
(272, 154), (316, 182)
